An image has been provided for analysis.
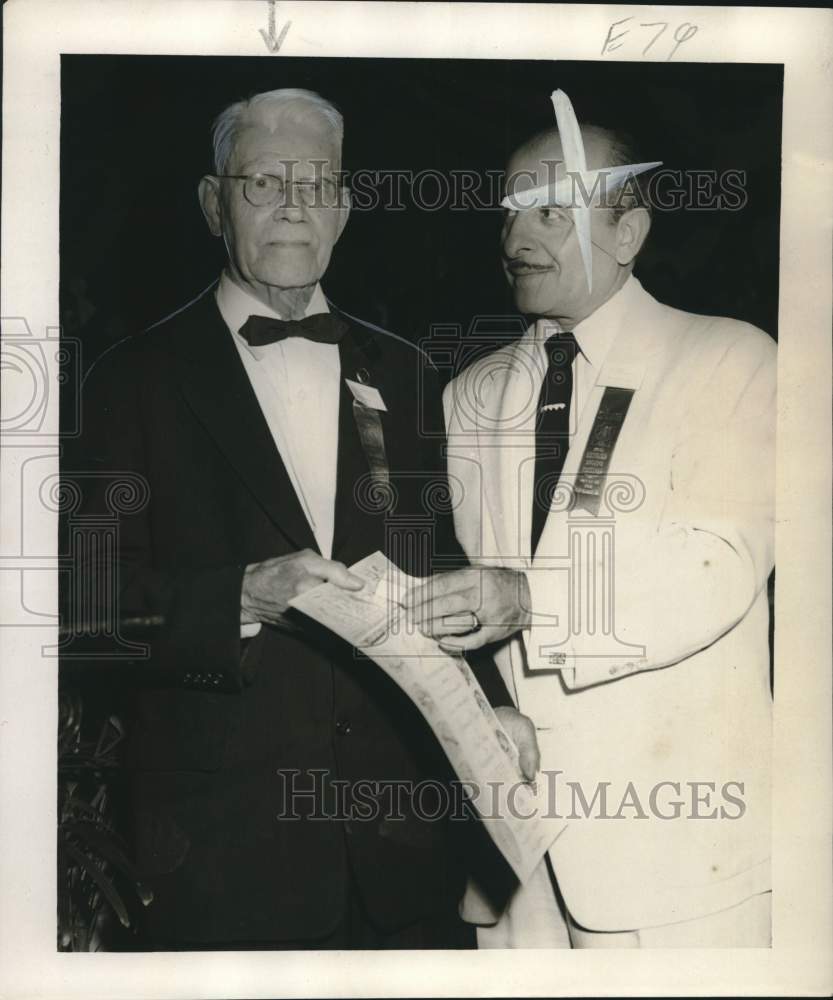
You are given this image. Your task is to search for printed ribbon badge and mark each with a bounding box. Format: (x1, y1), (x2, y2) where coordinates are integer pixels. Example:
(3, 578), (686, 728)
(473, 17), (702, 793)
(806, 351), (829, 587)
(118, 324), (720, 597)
(346, 376), (390, 488)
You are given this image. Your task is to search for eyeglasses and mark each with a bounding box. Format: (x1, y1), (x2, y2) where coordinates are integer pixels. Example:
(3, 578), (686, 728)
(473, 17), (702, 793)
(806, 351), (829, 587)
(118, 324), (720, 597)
(216, 173), (342, 209)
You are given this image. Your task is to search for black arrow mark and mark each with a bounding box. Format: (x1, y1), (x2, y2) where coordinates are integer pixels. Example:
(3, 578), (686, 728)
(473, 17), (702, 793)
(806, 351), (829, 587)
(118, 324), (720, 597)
(260, 0), (292, 53)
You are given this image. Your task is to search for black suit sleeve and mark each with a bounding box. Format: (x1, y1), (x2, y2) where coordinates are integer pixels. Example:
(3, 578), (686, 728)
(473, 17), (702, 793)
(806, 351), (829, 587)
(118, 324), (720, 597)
(418, 364), (514, 710)
(61, 344), (249, 692)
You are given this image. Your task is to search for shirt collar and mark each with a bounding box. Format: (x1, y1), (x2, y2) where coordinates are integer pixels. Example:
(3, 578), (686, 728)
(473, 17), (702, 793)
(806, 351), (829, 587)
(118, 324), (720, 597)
(216, 271), (330, 360)
(533, 274), (641, 372)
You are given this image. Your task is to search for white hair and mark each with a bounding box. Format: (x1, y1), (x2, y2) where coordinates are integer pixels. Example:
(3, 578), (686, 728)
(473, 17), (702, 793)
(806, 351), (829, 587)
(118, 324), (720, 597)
(211, 88), (344, 174)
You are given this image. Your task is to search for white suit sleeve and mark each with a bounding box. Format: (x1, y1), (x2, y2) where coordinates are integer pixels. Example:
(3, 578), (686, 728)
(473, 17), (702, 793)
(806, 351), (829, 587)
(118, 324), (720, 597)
(522, 326), (776, 689)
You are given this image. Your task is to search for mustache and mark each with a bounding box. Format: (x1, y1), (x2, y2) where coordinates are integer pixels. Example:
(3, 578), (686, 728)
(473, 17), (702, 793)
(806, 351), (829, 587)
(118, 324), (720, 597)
(504, 258), (556, 274)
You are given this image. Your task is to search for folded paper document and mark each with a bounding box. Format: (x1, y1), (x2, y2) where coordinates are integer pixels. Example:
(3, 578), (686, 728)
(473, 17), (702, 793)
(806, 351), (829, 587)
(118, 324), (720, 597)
(289, 551), (564, 882)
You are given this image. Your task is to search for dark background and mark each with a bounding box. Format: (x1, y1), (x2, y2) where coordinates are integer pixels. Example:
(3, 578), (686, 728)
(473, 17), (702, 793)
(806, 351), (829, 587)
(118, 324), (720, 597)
(57, 56), (781, 948)
(60, 55), (782, 377)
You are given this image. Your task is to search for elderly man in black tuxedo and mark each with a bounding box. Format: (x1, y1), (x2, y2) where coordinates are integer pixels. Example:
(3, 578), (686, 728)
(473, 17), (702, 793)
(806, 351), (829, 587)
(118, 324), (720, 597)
(68, 88), (537, 950)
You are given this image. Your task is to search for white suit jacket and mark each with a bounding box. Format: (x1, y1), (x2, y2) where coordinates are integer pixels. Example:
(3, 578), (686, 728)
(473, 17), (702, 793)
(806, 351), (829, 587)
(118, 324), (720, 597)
(445, 276), (775, 931)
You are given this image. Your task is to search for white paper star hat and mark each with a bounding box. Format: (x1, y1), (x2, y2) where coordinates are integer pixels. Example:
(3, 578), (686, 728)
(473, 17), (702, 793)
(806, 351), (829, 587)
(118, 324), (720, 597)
(501, 90), (662, 292)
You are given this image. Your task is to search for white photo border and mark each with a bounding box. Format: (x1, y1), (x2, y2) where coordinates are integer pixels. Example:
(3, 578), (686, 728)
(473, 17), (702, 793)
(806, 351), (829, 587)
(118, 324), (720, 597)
(1, 2), (831, 996)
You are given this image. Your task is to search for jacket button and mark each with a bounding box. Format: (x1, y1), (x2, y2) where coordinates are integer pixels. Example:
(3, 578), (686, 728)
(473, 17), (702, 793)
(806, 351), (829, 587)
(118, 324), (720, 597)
(335, 719), (352, 735)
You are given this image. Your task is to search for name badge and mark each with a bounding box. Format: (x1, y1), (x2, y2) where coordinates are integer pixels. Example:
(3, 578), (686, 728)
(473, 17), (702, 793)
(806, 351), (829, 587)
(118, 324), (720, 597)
(597, 362), (644, 392)
(573, 386), (636, 514)
(345, 378), (388, 411)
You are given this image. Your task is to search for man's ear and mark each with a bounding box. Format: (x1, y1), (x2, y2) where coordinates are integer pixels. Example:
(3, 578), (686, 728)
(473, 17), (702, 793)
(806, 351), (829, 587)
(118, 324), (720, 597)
(334, 186), (351, 244)
(335, 185), (352, 243)
(198, 176), (224, 237)
(614, 207), (651, 266)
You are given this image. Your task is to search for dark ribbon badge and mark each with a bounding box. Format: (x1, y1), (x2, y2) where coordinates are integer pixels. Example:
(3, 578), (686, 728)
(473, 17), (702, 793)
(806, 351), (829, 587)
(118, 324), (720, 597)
(573, 386), (635, 514)
(348, 370), (390, 490)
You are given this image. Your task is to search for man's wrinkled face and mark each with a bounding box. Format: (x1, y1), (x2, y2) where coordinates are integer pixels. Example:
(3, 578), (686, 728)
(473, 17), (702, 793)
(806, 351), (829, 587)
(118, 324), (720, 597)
(501, 132), (620, 324)
(213, 109), (348, 292)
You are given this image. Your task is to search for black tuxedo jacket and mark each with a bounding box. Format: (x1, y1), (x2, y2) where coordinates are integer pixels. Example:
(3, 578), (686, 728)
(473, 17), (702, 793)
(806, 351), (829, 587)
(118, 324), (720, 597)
(65, 285), (510, 945)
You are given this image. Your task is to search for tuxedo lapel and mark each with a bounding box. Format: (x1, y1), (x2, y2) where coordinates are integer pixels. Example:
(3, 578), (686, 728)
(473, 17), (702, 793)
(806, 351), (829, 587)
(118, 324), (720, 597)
(331, 315), (386, 565)
(170, 290), (318, 552)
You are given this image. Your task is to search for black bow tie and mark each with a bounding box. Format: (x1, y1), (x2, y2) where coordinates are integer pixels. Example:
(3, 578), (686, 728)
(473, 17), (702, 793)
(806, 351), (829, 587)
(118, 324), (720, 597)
(239, 312), (348, 347)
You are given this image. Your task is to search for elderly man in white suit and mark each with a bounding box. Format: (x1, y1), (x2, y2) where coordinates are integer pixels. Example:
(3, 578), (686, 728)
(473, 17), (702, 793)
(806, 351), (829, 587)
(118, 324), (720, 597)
(405, 116), (775, 947)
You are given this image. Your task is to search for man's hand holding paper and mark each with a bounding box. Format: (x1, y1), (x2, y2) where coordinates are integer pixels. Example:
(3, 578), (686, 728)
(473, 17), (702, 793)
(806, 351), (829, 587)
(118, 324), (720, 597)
(241, 549), (364, 625)
(403, 566), (532, 652)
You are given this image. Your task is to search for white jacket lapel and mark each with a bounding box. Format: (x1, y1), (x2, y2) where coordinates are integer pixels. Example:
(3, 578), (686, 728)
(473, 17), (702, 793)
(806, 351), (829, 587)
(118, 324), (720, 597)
(480, 336), (542, 565)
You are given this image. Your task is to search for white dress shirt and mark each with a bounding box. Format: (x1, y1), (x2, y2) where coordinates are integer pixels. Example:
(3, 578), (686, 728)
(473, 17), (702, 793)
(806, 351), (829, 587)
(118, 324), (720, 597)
(215, 272), (341, 635)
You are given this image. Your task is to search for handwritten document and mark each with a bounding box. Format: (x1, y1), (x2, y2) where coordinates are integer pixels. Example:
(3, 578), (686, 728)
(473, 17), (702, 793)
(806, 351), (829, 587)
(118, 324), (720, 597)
(289, 551), (565, 883)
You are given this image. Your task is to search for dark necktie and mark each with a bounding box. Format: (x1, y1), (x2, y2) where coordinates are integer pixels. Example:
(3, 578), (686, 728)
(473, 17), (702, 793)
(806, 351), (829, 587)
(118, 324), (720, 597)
(239, 312), (348, 347)
(531, 330), (578, 555)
